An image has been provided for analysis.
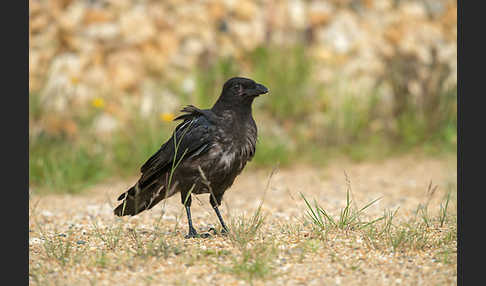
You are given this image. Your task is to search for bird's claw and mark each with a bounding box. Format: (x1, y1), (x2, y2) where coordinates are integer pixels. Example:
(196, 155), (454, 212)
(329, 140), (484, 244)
(221, 228), (229, 236)
(200, 232), (212, 238)
(184, 229), (213, 239)
(184, 228), (199, 239)
(207, 227), (228, 236)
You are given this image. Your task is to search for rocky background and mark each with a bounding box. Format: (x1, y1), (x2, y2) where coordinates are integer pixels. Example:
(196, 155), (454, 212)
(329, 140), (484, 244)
(29, 0), (456, 109)
(29, 0), (457, 193)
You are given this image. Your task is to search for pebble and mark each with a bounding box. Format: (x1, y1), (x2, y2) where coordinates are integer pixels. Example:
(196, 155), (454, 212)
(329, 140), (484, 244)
(41, 211), (54, 217)
(29, 238), (43, 245)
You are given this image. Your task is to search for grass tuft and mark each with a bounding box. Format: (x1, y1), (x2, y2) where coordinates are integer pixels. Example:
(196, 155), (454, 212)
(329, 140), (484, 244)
(221, 207), (277, 284)
(299, 174), (456, 254)
(228, 205), (265, 249)
(91, 221), (124, 251)
(224, 243), (277, 285)
(128, 228), (183, 259)
(300, 176), (383, 233)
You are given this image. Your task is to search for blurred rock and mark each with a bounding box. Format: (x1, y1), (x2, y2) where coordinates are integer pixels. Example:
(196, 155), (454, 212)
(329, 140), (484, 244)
(207, 1), (226, 21)
(401, 1), (427, 19)
(41, 53), (86, 111)
(29, 0), (42, 15)
(83, 64), (108, 91)
(316, 11), (361, 54)
(84, 22), (120, 41)
(182, 76), (196, 94)
(28, 0), (456, 110)
(30, 13), (50, 33)
(232, 0), (257, 21)
(230, 19), (265, 50)
(119, 5), (156, 44)
(181, 37), (205, 57)
(107, 50), (144, 91)
(308, 1), (334, 27)
(288, 0), (306, 29)
(83, 8), (114, 25)
(140, 42), (168, 74)
(139, 83), (180, 117)
(94, 113), (118, 135)
(56, 1), (86, 32)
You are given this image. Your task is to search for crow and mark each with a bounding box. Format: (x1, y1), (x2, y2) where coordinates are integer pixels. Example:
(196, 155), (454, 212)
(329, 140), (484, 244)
(114, 77), (269, 238)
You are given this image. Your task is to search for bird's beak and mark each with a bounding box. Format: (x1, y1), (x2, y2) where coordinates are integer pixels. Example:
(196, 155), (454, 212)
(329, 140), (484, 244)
(255, 83), (269, 95)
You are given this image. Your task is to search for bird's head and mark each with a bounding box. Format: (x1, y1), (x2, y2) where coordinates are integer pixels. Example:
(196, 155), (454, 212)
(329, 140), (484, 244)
(213, 77), (269, 113)
(212, 77), (268, 114)
(222, 77), (269, 99)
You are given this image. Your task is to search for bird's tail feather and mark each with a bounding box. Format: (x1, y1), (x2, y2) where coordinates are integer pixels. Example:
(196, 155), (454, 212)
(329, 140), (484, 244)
(114, 182), (168, 216)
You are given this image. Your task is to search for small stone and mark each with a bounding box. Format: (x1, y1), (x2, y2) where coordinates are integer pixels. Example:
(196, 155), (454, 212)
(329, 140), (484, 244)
(120, 6), (156, 44)
(83, 9), (114, 25)
(182, 77), (196, 94)
(207, 1), (226, 21)
(316, 11), (361, 54)
(84, 23), (120, 41)
(309, 1), (334, 26)
(56, 1), (86, 32)
(30, 14), (50, 33)
(288, 0), (306, 29)
(94, 114), (119, 135)
(107, 51), (144, 91)
(41, 210), (54, 217)
(29, 238), (43, 245)
(233, 0), (258, 21)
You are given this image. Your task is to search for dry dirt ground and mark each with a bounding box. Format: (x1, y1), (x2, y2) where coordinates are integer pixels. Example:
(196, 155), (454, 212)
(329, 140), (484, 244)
(29, 154), (457, 286)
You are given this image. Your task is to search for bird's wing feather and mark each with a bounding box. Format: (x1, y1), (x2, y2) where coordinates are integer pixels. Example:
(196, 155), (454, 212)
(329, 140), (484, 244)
(138, 106), (214, 187)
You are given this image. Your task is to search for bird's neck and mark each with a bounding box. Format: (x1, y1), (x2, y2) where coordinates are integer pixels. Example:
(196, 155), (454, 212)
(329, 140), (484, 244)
(211, 97), (254, 120)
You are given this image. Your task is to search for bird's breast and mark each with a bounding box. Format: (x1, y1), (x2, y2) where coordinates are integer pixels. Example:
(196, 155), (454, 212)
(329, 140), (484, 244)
(219, 149), (237, 170)
(209, 138), (252, 174)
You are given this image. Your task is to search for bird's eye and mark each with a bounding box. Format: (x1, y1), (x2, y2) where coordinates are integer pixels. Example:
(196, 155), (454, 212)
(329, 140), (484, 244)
(233, 84), (242, 91)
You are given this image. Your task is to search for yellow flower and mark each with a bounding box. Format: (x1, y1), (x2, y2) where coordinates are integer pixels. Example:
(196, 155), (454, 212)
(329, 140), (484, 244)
(92, 98), (105, 109)
(70, 76), (80, 85)
(160, 112), (175, 122)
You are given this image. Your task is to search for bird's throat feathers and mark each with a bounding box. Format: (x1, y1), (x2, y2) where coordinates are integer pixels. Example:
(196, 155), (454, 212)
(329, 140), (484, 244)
(211, 93), (254, 117)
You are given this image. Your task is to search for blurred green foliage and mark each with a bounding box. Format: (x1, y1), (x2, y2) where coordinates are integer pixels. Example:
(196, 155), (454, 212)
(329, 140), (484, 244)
(249, 45), (314, 121)
(29, 136), (107, 193)
(29, 44), (457, 193)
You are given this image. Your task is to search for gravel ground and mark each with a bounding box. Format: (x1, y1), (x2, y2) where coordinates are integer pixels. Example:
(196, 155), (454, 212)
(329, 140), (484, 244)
(29, 154), (457, 285)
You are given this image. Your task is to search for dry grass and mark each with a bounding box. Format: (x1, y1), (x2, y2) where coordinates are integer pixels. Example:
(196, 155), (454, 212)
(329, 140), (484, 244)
(29, 154), (457, 285)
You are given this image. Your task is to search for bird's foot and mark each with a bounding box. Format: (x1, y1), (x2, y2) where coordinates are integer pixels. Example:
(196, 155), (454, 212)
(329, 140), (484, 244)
(207, 227), (228, 236)
(184, 228), (212, 239)
(184, 227), (199, 239)
(200, 232), (212, 238)
(221, 227), (229, 236)
(185, 232), (212, 239)
(184, 233), (197, 239)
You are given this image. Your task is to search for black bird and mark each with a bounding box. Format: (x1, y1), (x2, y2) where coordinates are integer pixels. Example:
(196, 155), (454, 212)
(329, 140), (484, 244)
(114, 77), (269, 238)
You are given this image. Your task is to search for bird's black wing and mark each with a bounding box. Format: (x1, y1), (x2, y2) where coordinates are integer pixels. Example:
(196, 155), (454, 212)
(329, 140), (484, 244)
(137, 106), (215, 188)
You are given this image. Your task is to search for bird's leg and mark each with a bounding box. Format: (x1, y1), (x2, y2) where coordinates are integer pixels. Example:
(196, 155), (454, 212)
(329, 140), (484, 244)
(210, 194), (229, 235)
(184, 206), (199, 239)
(213, 206), (229, 234)
(182, 193), (198, 239)
(182, 192), (211, 239)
